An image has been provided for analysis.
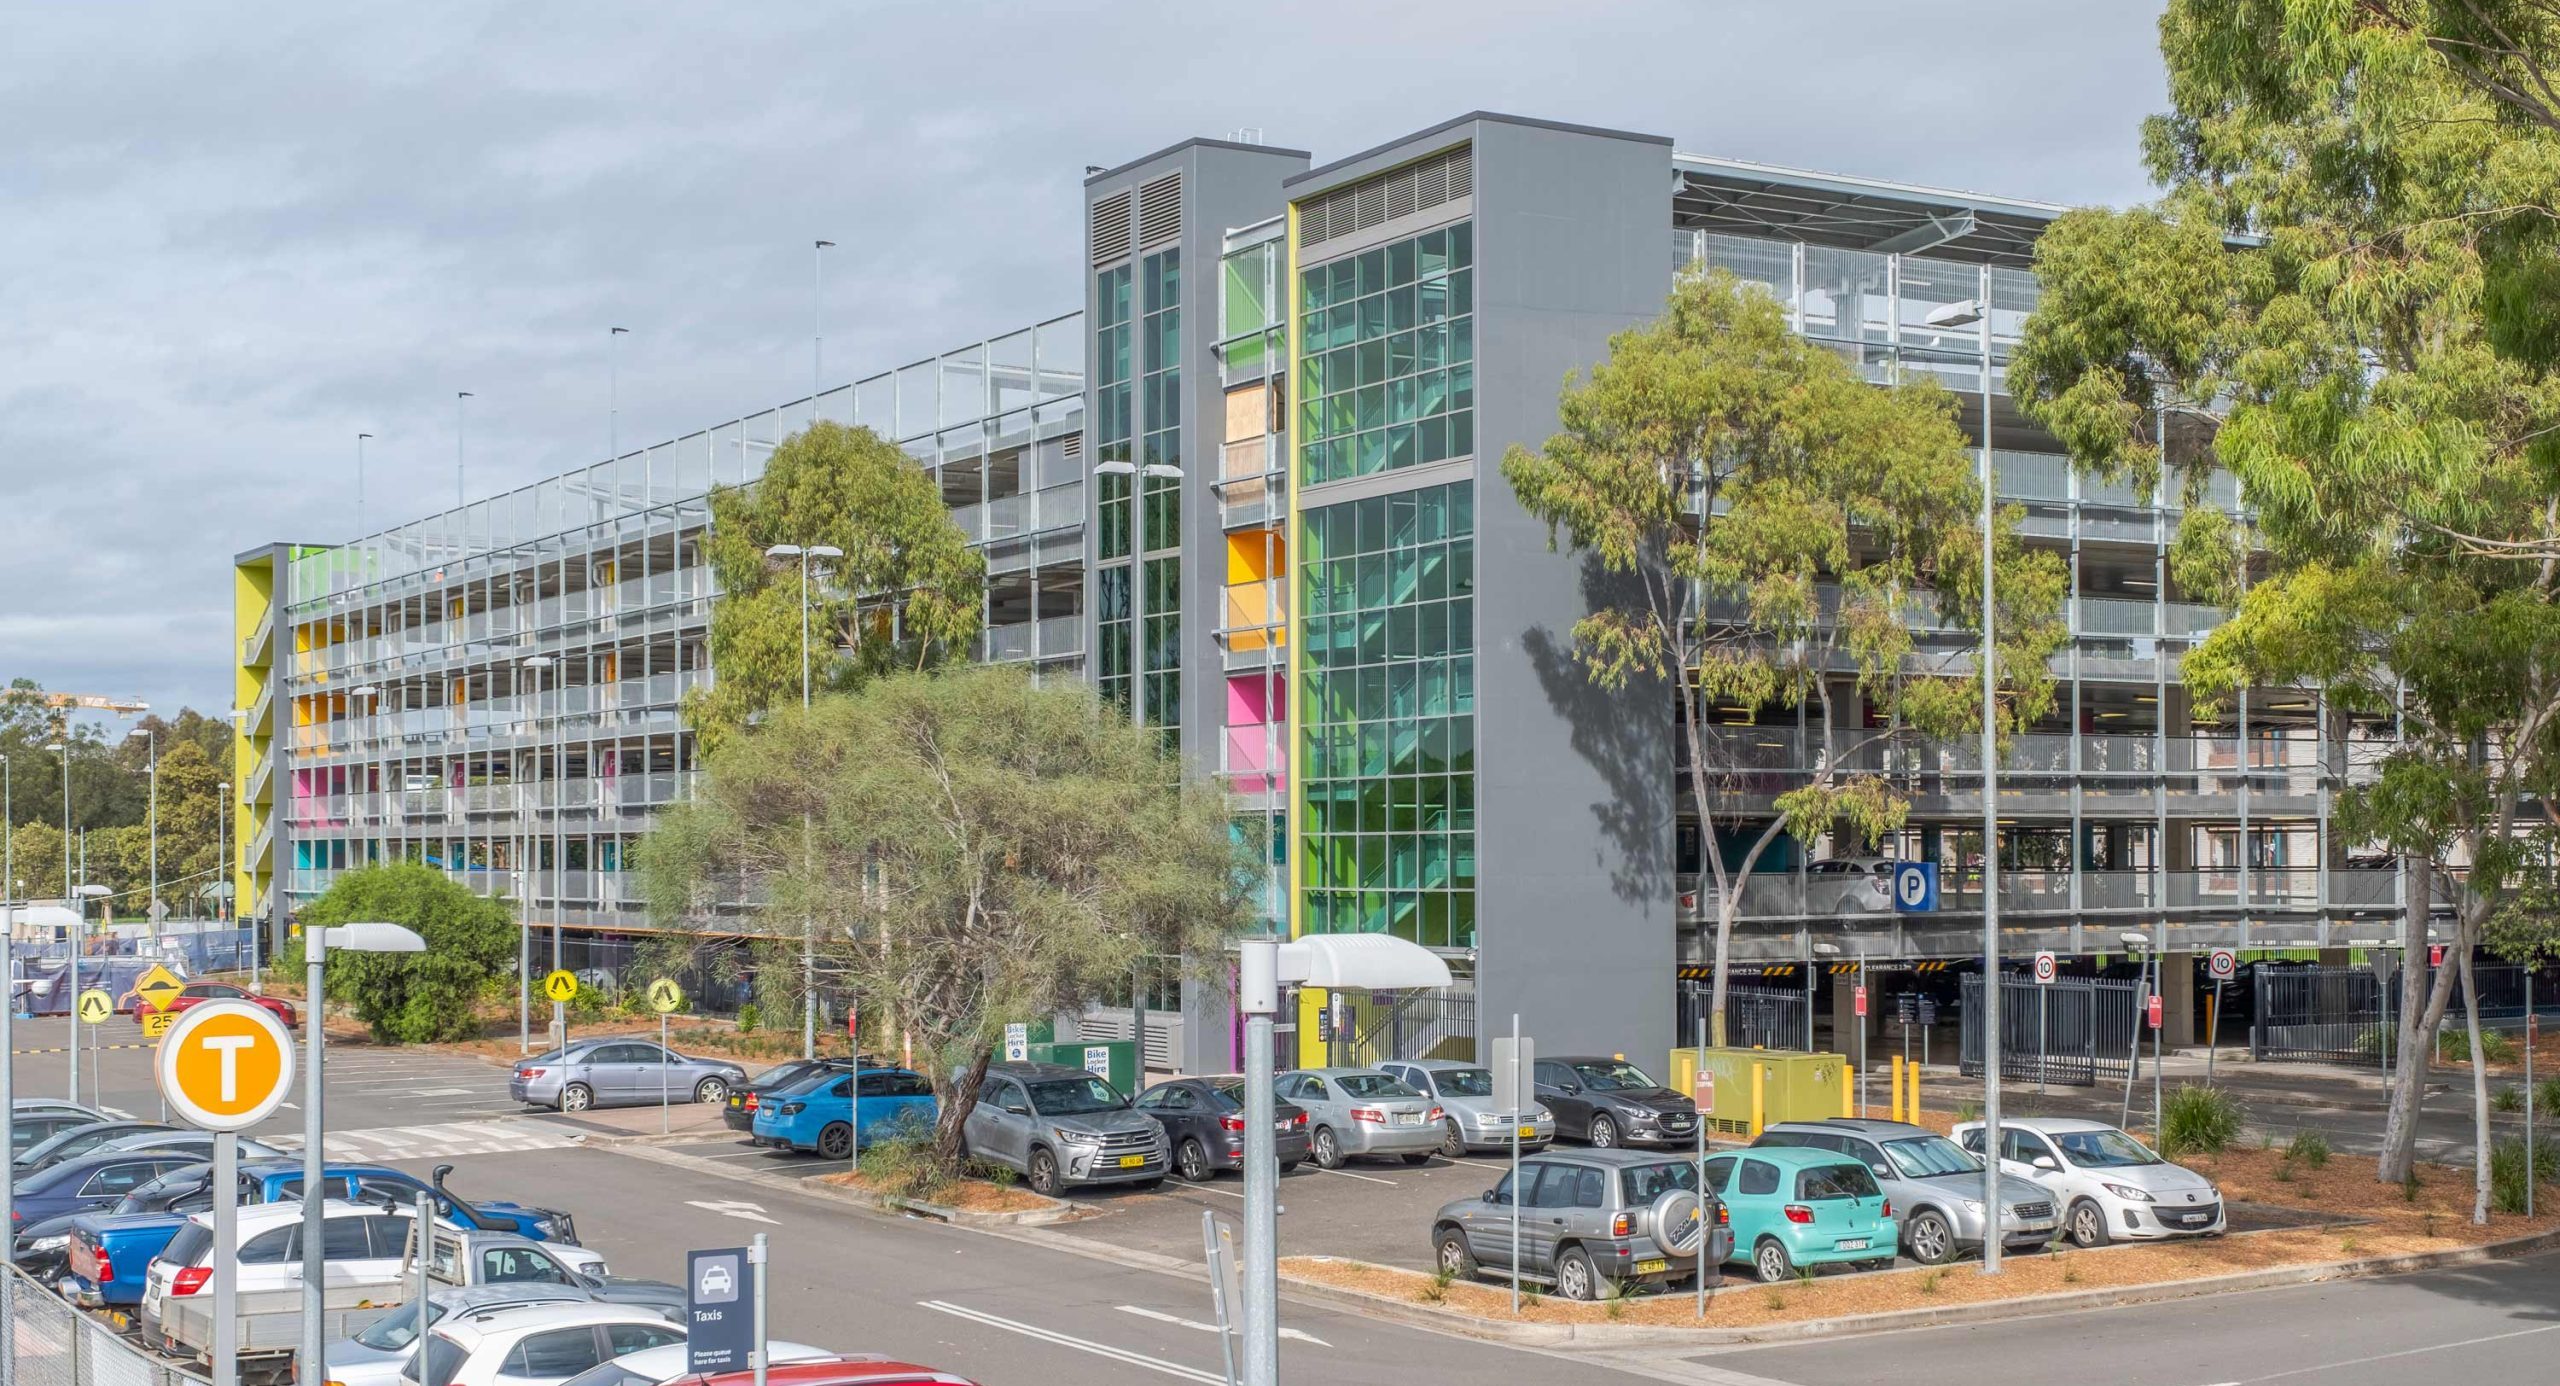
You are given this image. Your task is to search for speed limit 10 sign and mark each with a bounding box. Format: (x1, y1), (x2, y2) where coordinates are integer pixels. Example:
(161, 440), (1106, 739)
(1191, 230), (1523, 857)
(2208, 948), (2238, 981)
(156, 999), (297, 1131)
(2032, 951), (2058, 985)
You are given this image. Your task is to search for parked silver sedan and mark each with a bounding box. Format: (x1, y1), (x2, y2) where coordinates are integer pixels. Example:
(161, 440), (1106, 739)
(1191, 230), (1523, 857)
(1380, 1058), (1555, 1157)
(510, 1039), (746, 1113)
(1276, 1067), (1443, 1168)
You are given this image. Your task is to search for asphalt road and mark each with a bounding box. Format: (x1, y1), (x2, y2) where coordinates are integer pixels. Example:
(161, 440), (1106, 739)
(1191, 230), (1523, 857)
(367, 1141), (1668, 1386)
(1671, 1249), (2560, 1386)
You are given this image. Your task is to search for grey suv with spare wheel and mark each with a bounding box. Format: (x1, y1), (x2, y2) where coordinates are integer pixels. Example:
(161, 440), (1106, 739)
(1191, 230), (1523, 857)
(1430, 1149), (1729, 1301)
(1753, 1118), (2057, 1264)
(960, 1062), (1167, 1196)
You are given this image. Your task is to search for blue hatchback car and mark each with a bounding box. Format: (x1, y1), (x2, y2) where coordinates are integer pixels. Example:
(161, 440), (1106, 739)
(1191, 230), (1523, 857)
(750, 1067), (937, 1158)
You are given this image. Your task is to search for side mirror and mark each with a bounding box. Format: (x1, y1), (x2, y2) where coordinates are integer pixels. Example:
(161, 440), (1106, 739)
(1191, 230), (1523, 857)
(1870, 1164), (1893, 1181)
(1003, 1101), (1031, 1117)
(2032, 1154), (2059, 1171)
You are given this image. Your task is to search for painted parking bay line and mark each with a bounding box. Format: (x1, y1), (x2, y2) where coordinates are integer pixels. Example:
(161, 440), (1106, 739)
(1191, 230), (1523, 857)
(1118, 1303), (1328, 1347)
(1312, 1167), (1396, 1185)
(920, 1301), (1223, 1384)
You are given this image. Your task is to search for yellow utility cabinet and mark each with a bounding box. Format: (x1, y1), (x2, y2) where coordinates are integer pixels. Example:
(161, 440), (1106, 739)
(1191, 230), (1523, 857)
(1667, 1047), (1851, 1137)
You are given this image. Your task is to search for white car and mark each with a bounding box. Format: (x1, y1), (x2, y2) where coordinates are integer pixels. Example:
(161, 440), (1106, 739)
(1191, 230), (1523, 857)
(1805, 857), (1895, 915)
(554, 1339), (836, 1386)
(1953, 1116), (2226, 1246)
(405, 1303), (687, 1386)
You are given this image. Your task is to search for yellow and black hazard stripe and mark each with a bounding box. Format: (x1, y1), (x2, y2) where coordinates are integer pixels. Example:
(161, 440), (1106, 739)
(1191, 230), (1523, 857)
(1912, 960), (1953, 973)
(1674, 963), (1805, 981)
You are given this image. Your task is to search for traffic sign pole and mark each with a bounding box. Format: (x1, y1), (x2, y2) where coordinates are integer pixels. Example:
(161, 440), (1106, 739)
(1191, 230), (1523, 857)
(212, 1130), (237, 1386)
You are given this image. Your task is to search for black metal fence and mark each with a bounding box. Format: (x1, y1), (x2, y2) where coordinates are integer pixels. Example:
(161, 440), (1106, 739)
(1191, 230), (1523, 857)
(1676, 982), (1814, 1052)
(2248, 962), (2540, 1066)
(1960, 973), (2142, 1087)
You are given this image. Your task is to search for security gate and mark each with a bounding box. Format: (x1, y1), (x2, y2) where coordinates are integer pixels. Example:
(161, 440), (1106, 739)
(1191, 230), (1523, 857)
(2250, 965), (2385, 1066)
(1678, 982), (1813, 1051)
(1960, 974), (2140, 1087)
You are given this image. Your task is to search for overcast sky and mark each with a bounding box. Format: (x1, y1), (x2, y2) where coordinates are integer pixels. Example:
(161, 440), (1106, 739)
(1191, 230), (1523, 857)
(0, 1), (2170, 725)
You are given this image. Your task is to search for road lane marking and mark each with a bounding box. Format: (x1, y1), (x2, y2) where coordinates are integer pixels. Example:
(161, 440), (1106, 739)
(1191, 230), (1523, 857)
(1313, 1167), (1395, 1185)
(1118, 1304), (1329, 1347)
(1448, 1157), (1511, 1171)
(1166, 1179), (1245, 1199)
(2228, 1322), (2560, 1382)
(685, 1199), (781, 1225)
(920, 1301), (1223, 1384)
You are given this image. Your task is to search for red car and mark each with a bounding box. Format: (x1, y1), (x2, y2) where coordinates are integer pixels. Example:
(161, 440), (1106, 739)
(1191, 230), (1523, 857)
(685, 1360), (978, 1386)
(126, 981), (300, 1026)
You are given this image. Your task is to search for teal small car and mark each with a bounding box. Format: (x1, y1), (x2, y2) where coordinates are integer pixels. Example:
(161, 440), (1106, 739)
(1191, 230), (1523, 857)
(1704, 1145), (1897, 1281)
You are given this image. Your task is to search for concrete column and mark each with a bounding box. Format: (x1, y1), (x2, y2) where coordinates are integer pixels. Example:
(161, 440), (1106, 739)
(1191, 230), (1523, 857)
(2161, 952), (2198, 1049)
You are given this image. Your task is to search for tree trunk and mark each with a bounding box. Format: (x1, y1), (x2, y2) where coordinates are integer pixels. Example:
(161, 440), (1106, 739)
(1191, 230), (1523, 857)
(2459, 942), (2490, 1225)
(2378, 856), (2461, 1183)
(1711, 899), (1736, 1048)
(934, 1045), (993, 1170)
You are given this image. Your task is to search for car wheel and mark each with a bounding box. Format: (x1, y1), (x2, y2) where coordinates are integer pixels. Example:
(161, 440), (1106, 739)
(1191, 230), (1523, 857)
(1752, 1237), (1795, 1283)
(816, 1122), (854, 1161)
(560, 1083), (594, 1113)
(1435, 1225), (1479, 1279)
(2067, 1199), (2111, 1248)
(1440, 1118), (1468, 1158)
(1556, 1246), (1607, 1302)
(1278, 1159), (1303, 1174)
(1860, 1258), (1895, 1272)
(694, 1076), (728, 1104)
(1029, 1147), (1062, 1197)
(1905, 1210), (1956, 1265)
(1312, 1126), (1345, 1169)
(1401, 1152), (1434, 1166)
(1588, 1114), (1620, 1148)
(1177, 1139), (1210, 1182)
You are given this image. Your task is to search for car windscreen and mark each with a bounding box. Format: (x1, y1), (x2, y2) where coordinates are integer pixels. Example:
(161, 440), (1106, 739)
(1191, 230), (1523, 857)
(1881, 1136), (1981, 1178)
(161, 1222), (214, 1267)
(1432, 1068), (1495, 1097)
(1025, 1078), (1125, 1115)
(1332, 1074), (1420, 1099)
(1797, 1163), (1882, 1200)
(745, 1063), (810, 1088)
(355, 1300), (454, 1350)
(2053, 1128), (2163, 1168)
(555, 1363), (657, 1386)
(1571, 1062), (1656, 1092)
(1206, 1081), (1249, 1109)
(1621, 1161), (1701, 1203)
(418, 1332), (469, 1386)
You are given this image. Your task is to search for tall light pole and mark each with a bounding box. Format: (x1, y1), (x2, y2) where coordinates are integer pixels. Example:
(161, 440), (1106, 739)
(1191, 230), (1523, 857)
(455, 391), (475, 507)
(128, 727), (158, 946)
(301, 921), (426, 1386)
(813, 240), (835, 418)
(520, 656), (559, 1047)
(0, 751), (11, 1386)
(48, 738), (72, 1103)
(609, 327), (630, 456)
(217, 779), (230, 934)
(356, 432), (374, 539)
(765, 543), (842, 1061)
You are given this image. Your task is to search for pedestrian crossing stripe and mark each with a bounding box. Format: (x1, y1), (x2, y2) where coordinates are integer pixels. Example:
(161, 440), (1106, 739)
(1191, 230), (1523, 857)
(267, 1117), (586, 1161)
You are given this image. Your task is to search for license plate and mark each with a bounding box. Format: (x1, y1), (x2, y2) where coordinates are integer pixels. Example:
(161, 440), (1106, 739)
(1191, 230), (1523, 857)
(1518, 1125), (1537, 1138)
(1117, 1155), (1146, 1169)
(1393, 1111), (1422, 1126)
(2181, 1213), (2209, 1225)
(1275, 1122), (1294, 1133)
(1634, 1258), (1669, 1274)
(1836, 1238), (1870, 1251)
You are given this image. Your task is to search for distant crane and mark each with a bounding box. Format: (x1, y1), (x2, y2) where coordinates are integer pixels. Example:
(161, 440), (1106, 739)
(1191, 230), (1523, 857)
(2, 688), (150, 738)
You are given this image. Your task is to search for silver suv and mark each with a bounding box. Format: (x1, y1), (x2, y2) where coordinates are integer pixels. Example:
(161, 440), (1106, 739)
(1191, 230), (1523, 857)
(1754, 1118), (2057, 1264)
(960, 1063), (1166, 1196)
(1429, 1149), (1729, 1301)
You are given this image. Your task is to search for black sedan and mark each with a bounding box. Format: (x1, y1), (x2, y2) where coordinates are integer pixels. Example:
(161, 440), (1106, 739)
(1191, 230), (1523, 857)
(1134, 1076), (1312, 1182)
(721, 1057), (863, 1132)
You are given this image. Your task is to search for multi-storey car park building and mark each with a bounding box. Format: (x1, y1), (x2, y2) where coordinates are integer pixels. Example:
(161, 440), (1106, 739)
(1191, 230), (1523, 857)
(234, 112), (2423, 1078)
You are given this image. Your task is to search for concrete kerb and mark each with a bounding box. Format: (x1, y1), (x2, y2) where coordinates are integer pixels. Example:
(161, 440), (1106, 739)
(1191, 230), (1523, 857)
(1270, 1224), (2560, 1348)
(613, 1140), (1085, 1228)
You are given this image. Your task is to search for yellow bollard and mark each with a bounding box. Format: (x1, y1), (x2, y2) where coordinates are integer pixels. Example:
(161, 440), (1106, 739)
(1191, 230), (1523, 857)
(1750, 1063), (1766, 1138)
(1890, 1056), (1905, 1123)
(1841, 1064), (1855, 1117)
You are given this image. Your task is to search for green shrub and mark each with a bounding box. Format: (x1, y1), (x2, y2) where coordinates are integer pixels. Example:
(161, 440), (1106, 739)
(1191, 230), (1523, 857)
(2353, 1026), (2390, 1059)
(2539, 1074), (2560, 1115)
(857, 1134), (953, 1202)
(2436, 1028), (2518, 1065)
(2489, 1132), (2560, 1214)
(2285, 1129), (2332, 1169)
(280, 863), (521, 1043)
(2160, 1084), (2244, 1158)
(2496, 1085), (2526, 1113)
(736, 1002), (763, 1034)
(1954, 1101), (1982, 1122)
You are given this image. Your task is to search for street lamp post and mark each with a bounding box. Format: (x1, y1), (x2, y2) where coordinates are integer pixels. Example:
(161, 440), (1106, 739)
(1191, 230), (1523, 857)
(519, 657), (557, 1047)
(764, 543), (843, 1061)
(813, 240), (835, 417)
(356, 432), (374, 540)
(48, 739), (72, 1102)
(217, 779), (231, 944)
(128, 727), (159, 947)
(456, 392), (474, 508)
(609, 327), (630, 457)
(301, 921), (427, 1386)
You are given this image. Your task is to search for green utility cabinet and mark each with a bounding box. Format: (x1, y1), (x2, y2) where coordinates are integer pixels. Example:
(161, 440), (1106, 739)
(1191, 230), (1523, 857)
(1666, 1046), (1851, 1136)
(1021, 1039), (1137, 1097)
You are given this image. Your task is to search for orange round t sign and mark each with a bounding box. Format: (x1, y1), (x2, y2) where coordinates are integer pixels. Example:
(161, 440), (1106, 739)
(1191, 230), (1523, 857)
(155, 1000), (297, 1132)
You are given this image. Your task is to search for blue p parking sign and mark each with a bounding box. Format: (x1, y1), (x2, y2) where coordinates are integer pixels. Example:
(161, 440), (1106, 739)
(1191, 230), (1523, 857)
(1892, 862), (1939, 913)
